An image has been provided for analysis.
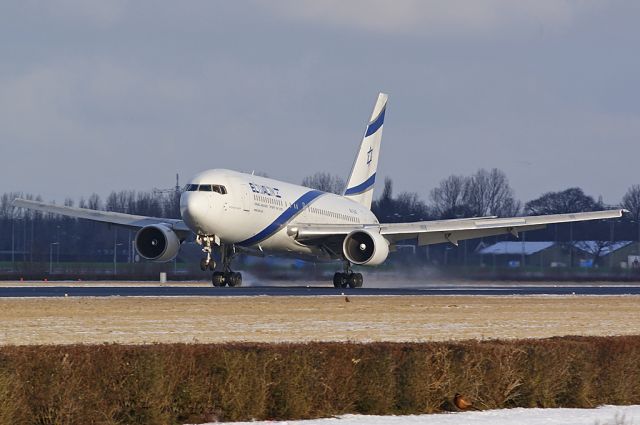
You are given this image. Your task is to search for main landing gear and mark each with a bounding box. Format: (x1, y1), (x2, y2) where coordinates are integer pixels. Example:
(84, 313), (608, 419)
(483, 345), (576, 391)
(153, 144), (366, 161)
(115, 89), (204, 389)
(214, 244), (242, 287)
(333, 261), (363, 288)
(197, 236), (242, 288)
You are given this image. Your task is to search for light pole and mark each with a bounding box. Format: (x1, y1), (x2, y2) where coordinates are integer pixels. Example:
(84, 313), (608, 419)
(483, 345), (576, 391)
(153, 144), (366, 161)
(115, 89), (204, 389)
(114, 241), (123, 275)
(11, 217), (15, 271)
(609, 220), (615, 269)
(56, 225), (60, 265)
(49, 242), (59, 275)
(569, 222), (573, 268)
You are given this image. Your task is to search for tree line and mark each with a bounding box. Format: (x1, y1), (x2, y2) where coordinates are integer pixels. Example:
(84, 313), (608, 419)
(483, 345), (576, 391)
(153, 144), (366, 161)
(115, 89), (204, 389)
(0, 190), (181, 263)
(302, 169), (640, 222)
(0, 169), (639, 264)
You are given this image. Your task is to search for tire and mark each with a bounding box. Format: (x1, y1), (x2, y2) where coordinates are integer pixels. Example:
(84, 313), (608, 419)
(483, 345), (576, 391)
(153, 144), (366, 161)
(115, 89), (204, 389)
(347, 273), (364, 288)
(354, 273), (364, 288)
(200, 258), (208, 271)
(208, 260), (216, 271)
(228, 272), (242, 287)
(212, 271), (225, 287)
(333, 272), (344, 288)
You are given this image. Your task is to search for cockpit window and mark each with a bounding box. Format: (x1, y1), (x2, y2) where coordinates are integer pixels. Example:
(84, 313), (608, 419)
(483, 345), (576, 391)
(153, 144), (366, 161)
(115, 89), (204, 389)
(184, 183), (227, 194)
(212, 185), (227, 194)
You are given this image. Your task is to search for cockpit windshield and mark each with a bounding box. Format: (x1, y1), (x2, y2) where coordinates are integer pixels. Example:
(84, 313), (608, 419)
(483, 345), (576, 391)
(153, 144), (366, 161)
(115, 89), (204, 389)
(184, 184), (227, 194)
(212, 185), (227, 194)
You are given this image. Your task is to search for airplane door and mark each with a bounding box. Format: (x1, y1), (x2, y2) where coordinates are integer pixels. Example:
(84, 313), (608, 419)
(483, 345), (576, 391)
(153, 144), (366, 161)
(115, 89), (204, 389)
(240, 185), (251, 212)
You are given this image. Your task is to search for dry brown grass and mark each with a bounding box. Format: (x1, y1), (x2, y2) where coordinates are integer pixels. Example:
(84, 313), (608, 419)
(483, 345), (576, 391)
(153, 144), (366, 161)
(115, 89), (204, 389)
(0, 337), (640, 424)
(0, 295), (639, 345)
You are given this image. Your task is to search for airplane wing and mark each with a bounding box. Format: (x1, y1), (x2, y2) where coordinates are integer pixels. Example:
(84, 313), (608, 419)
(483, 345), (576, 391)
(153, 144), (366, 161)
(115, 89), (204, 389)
(12, 198), (191, 235)
(291, 209), (626, 247)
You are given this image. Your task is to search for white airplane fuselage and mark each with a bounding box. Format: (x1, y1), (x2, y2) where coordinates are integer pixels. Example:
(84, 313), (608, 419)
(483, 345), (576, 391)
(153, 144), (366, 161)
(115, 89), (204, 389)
(180, 169), (378, 260)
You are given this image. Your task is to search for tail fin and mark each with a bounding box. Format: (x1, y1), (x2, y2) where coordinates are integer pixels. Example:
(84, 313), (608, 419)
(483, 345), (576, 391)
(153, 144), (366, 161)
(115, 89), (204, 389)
(343, 92), (388, 209)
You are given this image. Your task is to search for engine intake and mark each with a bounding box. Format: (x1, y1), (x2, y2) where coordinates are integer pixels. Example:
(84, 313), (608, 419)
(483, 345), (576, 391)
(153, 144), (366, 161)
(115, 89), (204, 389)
(342, 229), (389, 266)
(135, 224), (181, 262)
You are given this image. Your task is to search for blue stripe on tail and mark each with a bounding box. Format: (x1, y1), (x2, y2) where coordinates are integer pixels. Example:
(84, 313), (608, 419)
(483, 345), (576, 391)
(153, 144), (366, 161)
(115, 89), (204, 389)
(344, 173), (376, 196)
(365, 105), (386, 137)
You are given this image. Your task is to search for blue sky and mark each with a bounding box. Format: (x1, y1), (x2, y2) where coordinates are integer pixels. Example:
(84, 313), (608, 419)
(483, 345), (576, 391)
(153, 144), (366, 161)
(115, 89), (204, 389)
(1, 1), (638, 205)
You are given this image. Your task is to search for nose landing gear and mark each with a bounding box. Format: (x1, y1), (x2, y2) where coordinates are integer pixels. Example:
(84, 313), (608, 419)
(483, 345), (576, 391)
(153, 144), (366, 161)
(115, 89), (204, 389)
(197, 235), (216, 271)
(333, 261), (363, 288)
(197, 236), (242, 287)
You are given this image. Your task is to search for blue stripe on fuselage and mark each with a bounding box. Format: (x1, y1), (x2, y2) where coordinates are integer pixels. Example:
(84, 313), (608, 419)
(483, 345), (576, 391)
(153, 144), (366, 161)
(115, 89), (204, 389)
(365, 105), (386, 137)
(237, 190), (325, 247)
(344, 173), (376, 196)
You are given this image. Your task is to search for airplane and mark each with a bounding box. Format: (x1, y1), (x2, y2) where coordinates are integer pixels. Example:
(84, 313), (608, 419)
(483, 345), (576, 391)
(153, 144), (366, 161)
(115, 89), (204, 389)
(13, 93), (625, 288)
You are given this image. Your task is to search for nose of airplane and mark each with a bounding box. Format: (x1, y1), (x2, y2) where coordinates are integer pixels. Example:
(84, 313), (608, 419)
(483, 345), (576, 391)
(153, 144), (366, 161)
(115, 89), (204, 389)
(180, 192), (209, 231)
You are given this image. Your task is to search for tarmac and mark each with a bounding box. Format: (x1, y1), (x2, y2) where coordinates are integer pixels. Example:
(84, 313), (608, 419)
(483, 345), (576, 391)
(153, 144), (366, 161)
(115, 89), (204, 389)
(1, 283), (640, 297)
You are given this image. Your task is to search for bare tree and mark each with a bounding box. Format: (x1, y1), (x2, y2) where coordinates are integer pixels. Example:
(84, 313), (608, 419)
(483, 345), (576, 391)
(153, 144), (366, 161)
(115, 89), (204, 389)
(106, 190), (135, 213)
(430, 175), (467, 218)
(372, 177), (430, 222)
(525, 187), (601, 215)
(0, 192), (21, 220)
(463, 168), (520, 217)
(395, 192), (429, 221)
(574, 240), (615, 268)
(87, 193), (101, 211)
(375, 177), (394, 213)
(622, 185), (640, 221)
(301, 172), (345, 194)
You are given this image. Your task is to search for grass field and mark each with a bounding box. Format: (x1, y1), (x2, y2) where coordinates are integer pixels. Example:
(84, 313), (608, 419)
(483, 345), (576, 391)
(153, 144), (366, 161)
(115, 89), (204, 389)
(1, 294), (639, 345)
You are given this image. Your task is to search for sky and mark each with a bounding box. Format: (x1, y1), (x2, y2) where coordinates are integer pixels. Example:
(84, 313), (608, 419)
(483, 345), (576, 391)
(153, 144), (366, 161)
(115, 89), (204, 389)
(1, 1), (639, 205)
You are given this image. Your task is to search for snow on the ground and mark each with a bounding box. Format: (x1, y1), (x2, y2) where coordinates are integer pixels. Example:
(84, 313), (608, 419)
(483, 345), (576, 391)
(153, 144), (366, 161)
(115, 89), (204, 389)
(206, 405), (640, 425)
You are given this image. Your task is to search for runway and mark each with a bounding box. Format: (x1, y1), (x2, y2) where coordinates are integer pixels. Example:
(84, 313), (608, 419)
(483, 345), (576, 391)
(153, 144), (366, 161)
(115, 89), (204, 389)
(1, 284), (640, 297)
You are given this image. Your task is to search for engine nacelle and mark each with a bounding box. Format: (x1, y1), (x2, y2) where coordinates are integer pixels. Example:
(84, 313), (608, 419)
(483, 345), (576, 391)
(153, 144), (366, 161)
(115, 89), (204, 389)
(135, 224), (181, 262)
(342, 229), (389, 266)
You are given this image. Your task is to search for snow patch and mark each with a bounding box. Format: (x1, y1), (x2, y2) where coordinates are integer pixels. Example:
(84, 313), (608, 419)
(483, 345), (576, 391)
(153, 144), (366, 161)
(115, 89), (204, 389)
(200, 405), (640, 425)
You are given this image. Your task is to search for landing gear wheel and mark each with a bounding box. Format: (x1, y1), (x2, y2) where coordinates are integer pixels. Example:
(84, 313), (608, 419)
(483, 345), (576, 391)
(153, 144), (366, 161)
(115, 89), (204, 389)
(348, 273), (363, 288)
(212, 271), (225, 287)
(227, 272), (242, 287)
(208, 260), (216, 271)
(333, 272), (345, 288)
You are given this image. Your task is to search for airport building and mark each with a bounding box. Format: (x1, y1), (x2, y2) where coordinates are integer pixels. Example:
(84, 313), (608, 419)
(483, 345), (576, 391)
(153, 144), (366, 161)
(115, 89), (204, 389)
(477, 241), (639, 269)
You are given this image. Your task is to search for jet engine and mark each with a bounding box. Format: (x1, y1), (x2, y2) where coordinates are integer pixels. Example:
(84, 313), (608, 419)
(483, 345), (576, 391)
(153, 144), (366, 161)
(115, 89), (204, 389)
(135, 224), (181, 262)
(342, 229), (389, 266)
